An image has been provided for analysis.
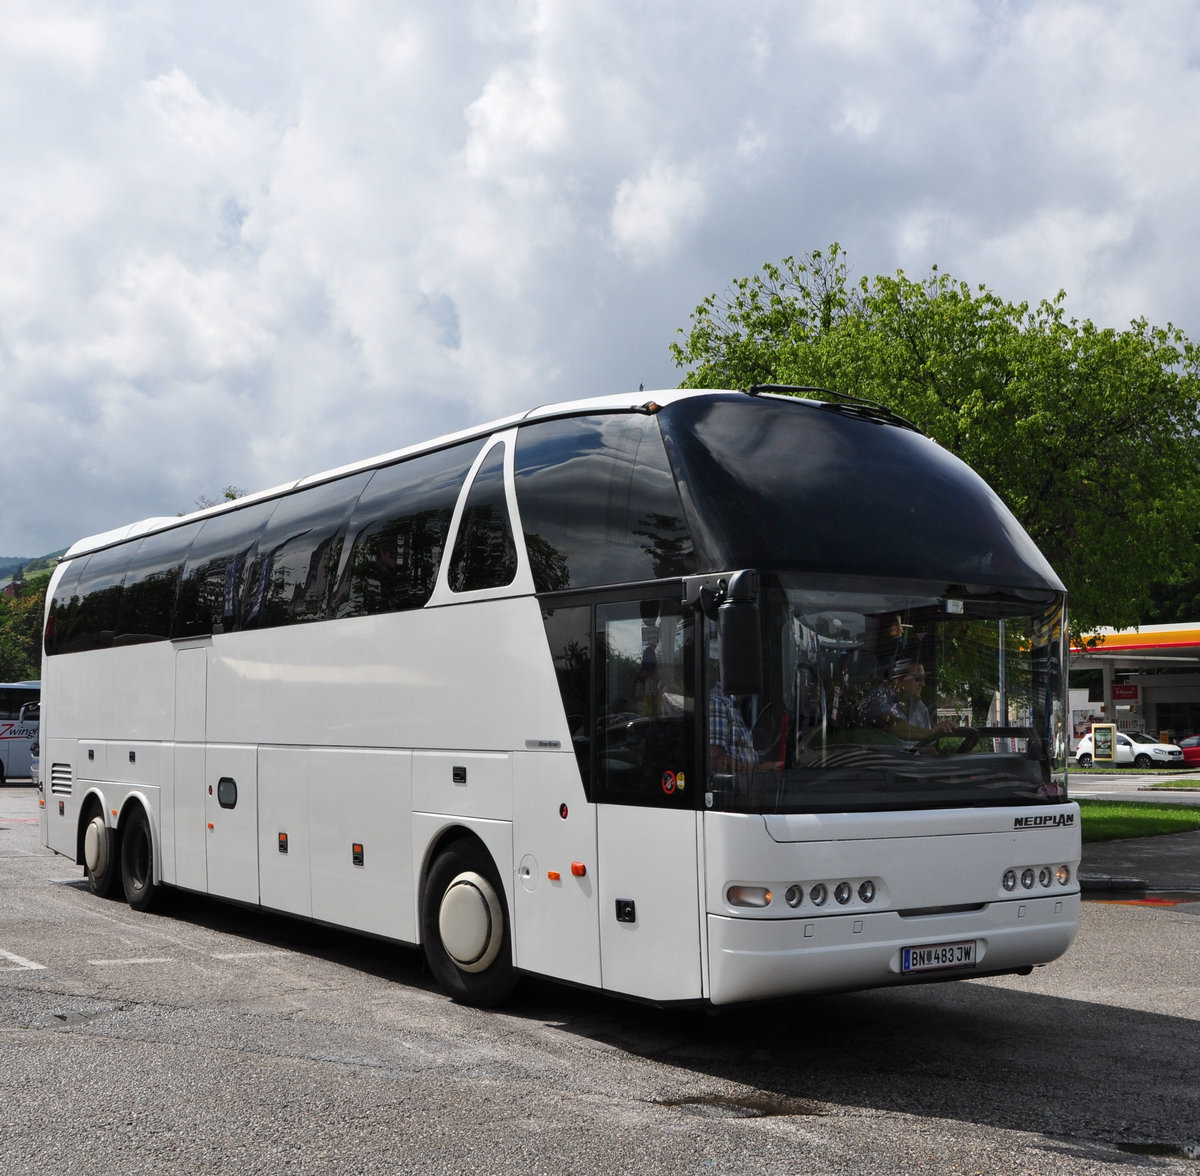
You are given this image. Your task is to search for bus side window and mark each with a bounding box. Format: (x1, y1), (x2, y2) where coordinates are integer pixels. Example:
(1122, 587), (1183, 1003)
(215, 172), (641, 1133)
(67, 547), (132, 652)
(514, 414), (695, 593)
(172, 500), (277, 638)
(595, 598), (694, 807)
(448, 442), (518, 593)
(332, 440), (484, 618)
(540, 604), (593, 795)
(239, 473), (371, 629)
(118, 523), (202, 643)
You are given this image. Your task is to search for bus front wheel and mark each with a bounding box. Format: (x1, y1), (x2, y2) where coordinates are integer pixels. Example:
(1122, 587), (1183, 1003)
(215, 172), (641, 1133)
(82, 810), (120, 898)
(421, 840), (517, 1008)
(120, 806), (158, 911)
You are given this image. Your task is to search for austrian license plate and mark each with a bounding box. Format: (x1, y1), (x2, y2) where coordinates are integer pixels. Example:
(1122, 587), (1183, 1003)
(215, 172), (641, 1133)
(901, 940), (977, 974)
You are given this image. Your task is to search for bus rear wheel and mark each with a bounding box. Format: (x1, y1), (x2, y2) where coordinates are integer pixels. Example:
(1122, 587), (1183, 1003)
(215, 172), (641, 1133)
(83, 810), (120, 898)
(120, 806), (158, 911)
(421, 840), (517, 1008)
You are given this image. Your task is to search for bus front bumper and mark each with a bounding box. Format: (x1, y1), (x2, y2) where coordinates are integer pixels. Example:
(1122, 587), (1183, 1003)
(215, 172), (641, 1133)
(706, 893), (1080, 1005)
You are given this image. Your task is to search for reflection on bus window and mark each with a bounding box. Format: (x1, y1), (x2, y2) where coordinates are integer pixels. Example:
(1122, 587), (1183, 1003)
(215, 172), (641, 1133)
(703, 577), (1066, 815)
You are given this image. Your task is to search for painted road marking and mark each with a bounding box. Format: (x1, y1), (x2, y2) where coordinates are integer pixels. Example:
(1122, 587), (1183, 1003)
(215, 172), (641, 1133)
(0, 948), (47, 971)
(88, 957), (172, 966)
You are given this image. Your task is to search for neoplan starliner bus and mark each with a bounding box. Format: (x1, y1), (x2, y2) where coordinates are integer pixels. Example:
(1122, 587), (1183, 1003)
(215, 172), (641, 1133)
(38, 388), (1079, 1006)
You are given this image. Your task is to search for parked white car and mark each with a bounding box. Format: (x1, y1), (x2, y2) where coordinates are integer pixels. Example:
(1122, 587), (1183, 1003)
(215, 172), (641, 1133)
(1073, 730), (1183, 768)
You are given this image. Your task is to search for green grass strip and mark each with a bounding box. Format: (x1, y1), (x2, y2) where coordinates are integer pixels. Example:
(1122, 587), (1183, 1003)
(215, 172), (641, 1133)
(1077, 798), (1200, 843)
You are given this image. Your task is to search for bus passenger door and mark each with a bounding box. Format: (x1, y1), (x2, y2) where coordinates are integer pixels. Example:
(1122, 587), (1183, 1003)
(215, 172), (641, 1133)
(593, 599), (702, 1002)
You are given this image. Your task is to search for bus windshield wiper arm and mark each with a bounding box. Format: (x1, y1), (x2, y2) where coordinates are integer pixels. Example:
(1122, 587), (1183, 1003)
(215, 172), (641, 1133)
(746, 384), (922, 433)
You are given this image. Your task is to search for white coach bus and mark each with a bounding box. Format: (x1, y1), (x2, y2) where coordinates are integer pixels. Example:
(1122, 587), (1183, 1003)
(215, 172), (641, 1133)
(0, 681), (40, 784)
(39, 387), (1079, 1006)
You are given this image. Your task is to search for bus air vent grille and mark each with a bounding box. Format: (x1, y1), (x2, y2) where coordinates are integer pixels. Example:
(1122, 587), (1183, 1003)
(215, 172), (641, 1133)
(50, 764), (73, 796)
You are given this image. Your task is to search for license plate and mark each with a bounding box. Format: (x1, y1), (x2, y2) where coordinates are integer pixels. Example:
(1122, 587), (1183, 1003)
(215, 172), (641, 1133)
(901, 940), (977, 974)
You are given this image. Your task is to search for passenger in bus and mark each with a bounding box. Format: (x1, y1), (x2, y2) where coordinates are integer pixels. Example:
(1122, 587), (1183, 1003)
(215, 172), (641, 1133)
(708, 681), (760, 780)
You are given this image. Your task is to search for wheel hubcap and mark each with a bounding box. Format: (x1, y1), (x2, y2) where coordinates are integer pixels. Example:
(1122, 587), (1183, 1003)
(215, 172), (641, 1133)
(438, 871), (503, 973)
(83, 816), (108, 874)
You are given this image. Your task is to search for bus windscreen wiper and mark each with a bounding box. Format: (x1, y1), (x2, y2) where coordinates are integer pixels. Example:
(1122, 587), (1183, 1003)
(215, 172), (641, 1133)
(747, 384), (922, 433)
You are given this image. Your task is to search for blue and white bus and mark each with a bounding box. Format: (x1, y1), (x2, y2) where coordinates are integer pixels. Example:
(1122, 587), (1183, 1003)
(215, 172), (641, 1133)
(39, 387), (1079, 1006)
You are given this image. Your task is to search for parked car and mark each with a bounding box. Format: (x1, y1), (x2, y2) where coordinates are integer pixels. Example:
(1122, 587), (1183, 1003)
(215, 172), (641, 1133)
(1177, 735), (1200, 766)
(1074, 730), (1184, 768)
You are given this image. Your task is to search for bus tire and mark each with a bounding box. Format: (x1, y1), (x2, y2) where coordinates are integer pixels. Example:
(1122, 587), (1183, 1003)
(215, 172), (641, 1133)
(421, 840), (517, 1008)
(82, 809), (120, 899)
(120, 805), (158, 912)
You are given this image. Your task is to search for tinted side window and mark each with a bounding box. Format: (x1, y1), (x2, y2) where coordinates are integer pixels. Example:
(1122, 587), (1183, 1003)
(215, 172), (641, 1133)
(333, 441), (484, 618)
(448, 443), (518, 593)
(541, 604), (592, 794)
(172, 500), (277, 638)
(117, 523), (202, 643)
(596, 597), (695, 807)
(514, 414), (695, 592)
(241, 473), (371, 629)
(0, 688), (35, 719)
(66, 547), (131, 652)
(45, 560), (86, 655)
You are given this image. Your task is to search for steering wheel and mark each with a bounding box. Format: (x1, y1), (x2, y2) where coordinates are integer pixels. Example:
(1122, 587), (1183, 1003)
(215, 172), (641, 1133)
(751, 702), (781, 760)
(914, 726), (980, 756)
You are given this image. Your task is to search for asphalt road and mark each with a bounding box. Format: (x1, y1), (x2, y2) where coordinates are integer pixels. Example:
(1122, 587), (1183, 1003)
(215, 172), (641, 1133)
(3, 783), (1199, 1175)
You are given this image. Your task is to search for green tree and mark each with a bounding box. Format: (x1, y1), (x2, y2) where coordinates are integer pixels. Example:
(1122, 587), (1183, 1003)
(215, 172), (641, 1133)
(671, 246), (1200, 634)
(0, 581), (48, 680)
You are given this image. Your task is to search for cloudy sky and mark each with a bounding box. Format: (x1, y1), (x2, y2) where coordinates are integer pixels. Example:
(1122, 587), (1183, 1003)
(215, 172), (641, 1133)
(2, 0), (1198, 558)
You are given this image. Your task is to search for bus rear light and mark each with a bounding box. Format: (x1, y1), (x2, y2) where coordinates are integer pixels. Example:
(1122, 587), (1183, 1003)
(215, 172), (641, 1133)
(810, 884), (828, 906)
(727, 885), (772, 908)
(858, 881), (876, 903)
(1057, 865), (1071, 886)
(834, 882), (852, 905)
(784, 885), (803, 908)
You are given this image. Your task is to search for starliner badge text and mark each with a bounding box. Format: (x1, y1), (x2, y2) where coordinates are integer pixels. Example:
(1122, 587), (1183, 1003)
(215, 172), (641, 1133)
(1013, 813), (1076, 829)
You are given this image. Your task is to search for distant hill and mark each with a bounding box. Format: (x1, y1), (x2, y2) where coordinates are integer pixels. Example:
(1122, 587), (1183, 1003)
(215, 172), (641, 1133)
(0, 552), (66, 580)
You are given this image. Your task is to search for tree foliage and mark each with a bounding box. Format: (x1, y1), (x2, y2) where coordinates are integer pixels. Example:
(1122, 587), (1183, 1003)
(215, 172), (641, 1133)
(671, 246), (1200, 634)
(0, 580), (47, 680)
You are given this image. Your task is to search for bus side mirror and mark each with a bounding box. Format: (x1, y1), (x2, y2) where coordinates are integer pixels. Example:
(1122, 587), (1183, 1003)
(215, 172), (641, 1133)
(718, 570), (763, 696)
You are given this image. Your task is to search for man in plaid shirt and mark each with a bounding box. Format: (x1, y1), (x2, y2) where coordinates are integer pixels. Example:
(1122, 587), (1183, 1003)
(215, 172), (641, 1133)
(709, 681), (759, 780)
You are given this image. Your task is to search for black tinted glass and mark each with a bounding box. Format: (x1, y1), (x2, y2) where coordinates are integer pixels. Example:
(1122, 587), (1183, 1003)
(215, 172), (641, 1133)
(172, 500), (277, 638)
(45, 560), (86, 655)
(514, 414), (695, 592)
(658, 396), (1062, 589)
(334, 440), (483, 617)
(241, 473), (371, 628)
(66, 547), (130, 652)
(117, 523), (202, 642)
(448, 443), (518, 593)
(541, 604), (592, 793)
(596, 597), (694, 807)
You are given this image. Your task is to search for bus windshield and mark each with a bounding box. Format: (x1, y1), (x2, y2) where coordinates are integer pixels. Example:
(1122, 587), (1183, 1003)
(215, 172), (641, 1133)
(705, 576), (1067, 814)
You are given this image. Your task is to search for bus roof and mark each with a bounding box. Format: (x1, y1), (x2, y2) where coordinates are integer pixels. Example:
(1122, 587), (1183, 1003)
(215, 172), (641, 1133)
(61, 388), (737, 559)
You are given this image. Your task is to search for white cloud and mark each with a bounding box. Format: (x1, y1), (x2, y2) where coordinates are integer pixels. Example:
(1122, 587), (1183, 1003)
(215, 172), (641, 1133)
(610, 160), (707, 264)
(1, 0), (1199, 556)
